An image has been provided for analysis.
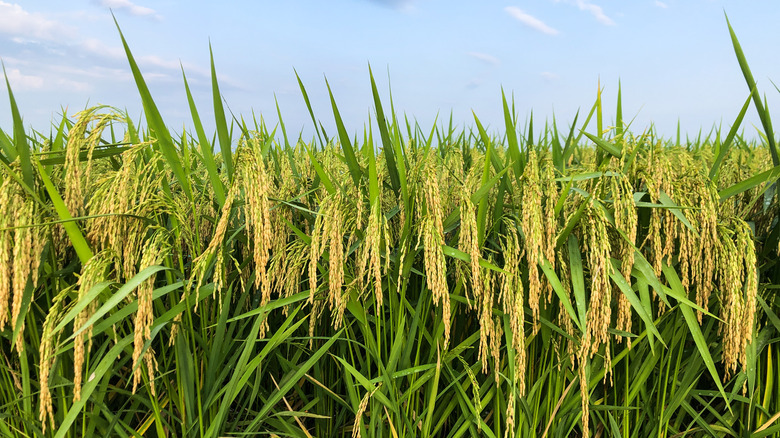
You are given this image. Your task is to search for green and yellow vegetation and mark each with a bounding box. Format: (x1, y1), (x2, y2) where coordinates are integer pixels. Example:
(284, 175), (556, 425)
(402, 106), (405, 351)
(1, 18), (779, 438)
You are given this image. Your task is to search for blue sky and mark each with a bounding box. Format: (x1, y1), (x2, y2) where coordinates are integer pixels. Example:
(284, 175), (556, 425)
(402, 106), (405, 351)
(1, 1), (779, 141)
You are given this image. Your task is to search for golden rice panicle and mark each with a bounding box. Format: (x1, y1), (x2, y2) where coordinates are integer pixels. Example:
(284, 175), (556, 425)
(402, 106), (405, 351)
(583, 205), (613, 366)
(672, 158), (698, 297)
(172, 181), (238, 345)
(308, 191), (347, 328)
(458, 170), (481, 308)
(490, 314), (503, 382)
(418, 153), (450, 347)
(500, 223), (526, 395)
(660, 159), (679, 277)
(132, 230), (170, 395)
(639, 150), (665, 277)
(39, 287), (71, 433)
(64, 108), (122, 218)
(271, 240), (309, 314)
(556, 251), (576, 357)
(718, 223), (741, 378)
(521, 149), (544, 333)
(87, 145), (158, 280)
(694, 183), (719, 323)
(611, 173), (637, 342)
(0, 173), (17, 332)
(320, 192), (347, 329)
(356, 160), (386, 308)
(73, 251), (115, 401)
(327, 195), (347, 326)
(718, 219), (758, 379)
(200, 183), (237, 302)
(308, 193), (326, 313)
(737, 220), (758, 373)
(239, 148), (274, 307)
(63, 112), (89, 217)
(577, 337), (592, 438)
(268, 154), (296, 300)
(478, 268), (495, 374)
(541, 152), (558, 301)
(365, 202), (385, 307)
(10, 195), (35, 352)
(637, 149), (673, 314)
(351, 383), (382, 438)
(504, 394), (516, 438)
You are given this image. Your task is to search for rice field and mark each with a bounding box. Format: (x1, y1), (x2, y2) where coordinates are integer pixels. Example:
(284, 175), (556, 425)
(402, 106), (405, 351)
(1, 20), (780, 438)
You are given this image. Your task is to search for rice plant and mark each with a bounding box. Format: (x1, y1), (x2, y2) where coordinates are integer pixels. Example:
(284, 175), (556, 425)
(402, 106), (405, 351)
(0, 17), (779, 438)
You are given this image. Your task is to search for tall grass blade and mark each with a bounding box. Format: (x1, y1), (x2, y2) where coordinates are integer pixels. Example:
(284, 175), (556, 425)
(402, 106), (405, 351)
(369, 65), (403, 199)
(113, 17), (192, 201)
(294, 70), (326, 149)
(37, 161), (93, 263)
(182, 66), (226, 206)
(209, 43), (234, 181)
(725, 13), (779, 165)
(325, 77), (363, 190)
(2, 63), (33, 187)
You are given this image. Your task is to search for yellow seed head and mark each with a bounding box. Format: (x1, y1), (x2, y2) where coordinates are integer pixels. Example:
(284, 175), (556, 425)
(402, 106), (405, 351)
(132, 230), (170, 395)
(521, 149), (544, 333)
(73, 251), (114, 401)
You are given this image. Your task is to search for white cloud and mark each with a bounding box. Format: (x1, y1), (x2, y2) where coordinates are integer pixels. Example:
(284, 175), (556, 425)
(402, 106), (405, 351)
(0, 2), (77, 41)
(655, 1), (668, 8)
(505, 7), (559, 35)
(3, 67), (91, 92)
(97, 0), (161, 19)
(81, 37), (125, 60)
(4, 68), (44, 90)
(54, 78), (92, 92)
(367, 0), (416, 13)
(555, 0), (615, 25)
(48, 64), (129, 82)
(467, 52), (500, 66)
(540, 71), (559, 81)
(80, 38), (194, 75)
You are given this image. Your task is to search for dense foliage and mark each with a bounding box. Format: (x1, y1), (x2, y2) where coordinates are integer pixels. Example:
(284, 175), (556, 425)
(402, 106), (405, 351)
(1, 19), (779, 438)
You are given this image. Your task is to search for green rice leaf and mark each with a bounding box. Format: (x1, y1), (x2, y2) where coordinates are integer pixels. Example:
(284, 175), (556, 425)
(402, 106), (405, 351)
(182, 66), (226, 206)
(539, 258), (582, 332)
(583, 131), (621, 159)
(37, 160), (93, 263)
(68, 266), (169, 340)
(608, 260), (664, 349)
(209, 43), (234, 181)
(2, 62), (33, 188)
(662, 265), (732, 414)
(726, 13), (779, 165)
(710, 90), (754, 180)
(113, 17), (192, 201)
(369, 65), (403, 200)
(719, 163), (780, 202)
(325, 77), (363, 191)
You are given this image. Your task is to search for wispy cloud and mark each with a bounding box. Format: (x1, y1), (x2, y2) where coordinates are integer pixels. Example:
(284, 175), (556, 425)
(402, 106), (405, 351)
(540, 71), (559, 81)
(97, 0), (161, 20)
(505, 7), (559, 35)
(4, 67), (92, 92)
(0, 1), (77, 41)
(555, 0), (615, 26)
(366, 0), (416, 13)
(4, 68), (44, 90)
(0, 2), (216, 96)
(467, 52), (500, 66)
(654, 1), (668, 8)
(80, 37), (214, 79)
